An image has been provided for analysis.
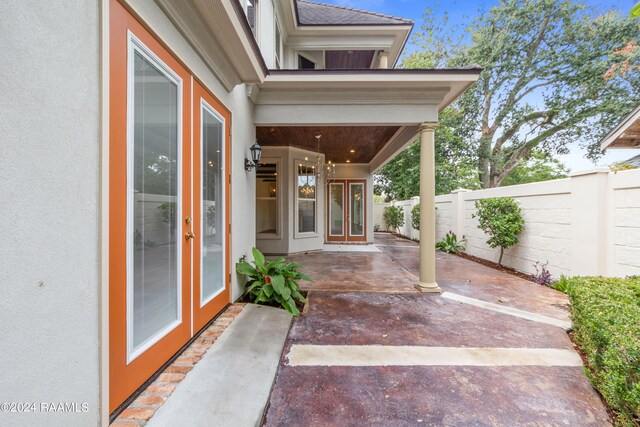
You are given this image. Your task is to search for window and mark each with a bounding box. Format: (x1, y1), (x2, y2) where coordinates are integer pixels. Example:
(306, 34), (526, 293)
(297, 164), (316, 234)
(298, 55), (315, 69)
(246, 0), (258, 38)
(275, 22), (282, 69)
(256, 162), (278, 235)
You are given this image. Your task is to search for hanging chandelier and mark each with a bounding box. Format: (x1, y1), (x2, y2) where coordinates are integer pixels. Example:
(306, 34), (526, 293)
(312, 134), (336, 182)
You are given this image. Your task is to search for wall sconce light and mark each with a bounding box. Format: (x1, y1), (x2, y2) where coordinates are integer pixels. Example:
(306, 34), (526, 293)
(244, 142), (262, 172)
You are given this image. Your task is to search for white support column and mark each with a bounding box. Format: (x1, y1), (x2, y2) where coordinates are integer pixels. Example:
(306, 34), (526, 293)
(416, 123), (441, 293)
(378, 52), (389, 69)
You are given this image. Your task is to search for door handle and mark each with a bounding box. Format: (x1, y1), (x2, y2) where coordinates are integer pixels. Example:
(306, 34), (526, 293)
(185, 231), (196, 240)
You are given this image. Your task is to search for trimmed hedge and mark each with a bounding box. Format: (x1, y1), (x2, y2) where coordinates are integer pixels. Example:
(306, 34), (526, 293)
(566, 277), (640, 426)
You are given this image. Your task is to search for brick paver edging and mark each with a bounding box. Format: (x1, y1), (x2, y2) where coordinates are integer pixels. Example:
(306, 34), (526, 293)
(110, 303), (247, 426)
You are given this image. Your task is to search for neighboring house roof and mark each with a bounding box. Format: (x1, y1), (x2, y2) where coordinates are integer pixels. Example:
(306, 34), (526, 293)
(621, 153), (640, 167)
(295, 0), (413, 26)
(601, 105), (640, 149)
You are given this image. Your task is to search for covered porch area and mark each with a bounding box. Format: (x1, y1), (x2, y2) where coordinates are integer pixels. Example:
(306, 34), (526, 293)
(252, 68), (481, 292)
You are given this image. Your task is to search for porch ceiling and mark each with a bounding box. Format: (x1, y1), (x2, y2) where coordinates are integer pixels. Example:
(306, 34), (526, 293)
(257, 126), (400, 164)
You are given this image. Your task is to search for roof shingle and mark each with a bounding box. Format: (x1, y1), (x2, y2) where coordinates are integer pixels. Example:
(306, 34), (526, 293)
(296, 0), (413, 26)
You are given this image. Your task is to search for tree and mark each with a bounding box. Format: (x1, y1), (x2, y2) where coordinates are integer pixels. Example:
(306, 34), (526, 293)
(473, 197), (525, 266)
(502, 151), (569, 186)
(375, 108), (481, 200)
(404, 0), (640, 188)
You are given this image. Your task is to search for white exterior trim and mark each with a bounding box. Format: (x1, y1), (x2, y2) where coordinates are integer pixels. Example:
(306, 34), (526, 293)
(125, 32), (184, 364)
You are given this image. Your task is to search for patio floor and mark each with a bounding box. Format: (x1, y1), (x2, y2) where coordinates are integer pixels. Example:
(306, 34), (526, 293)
(264, 233), (611, 426)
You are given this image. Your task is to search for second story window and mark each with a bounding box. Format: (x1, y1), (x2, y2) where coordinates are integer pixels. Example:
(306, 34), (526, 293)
(298, 55), (315, 69)
(275, 22), (282, 69)
(245, 0), (258, 38)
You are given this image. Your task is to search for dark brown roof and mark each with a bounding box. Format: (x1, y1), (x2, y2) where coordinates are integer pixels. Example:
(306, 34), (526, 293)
(296, 0), (412, 26)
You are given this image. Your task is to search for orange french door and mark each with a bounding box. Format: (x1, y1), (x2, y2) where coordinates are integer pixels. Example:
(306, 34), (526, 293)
(326, 179), (366, 242)
(191, 81), (231, 333)
(109, 0), (230, 413)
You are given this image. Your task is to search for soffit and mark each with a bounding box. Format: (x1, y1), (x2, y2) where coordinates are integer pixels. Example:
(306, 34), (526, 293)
(601, 106), (640, 149)
(155, 0), (267, 90)
(257, 126), (401, 163)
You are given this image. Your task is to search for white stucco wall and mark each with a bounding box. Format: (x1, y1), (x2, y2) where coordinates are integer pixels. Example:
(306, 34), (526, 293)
(0, 1), (101, 426)
(374, 168), (640, 279)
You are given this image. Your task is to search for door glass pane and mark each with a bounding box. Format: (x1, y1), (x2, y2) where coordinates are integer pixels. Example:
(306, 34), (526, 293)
(329, 184), (343, 236)
(131, 49), (180, 352)
(350, 184), (364, 236)
(202, 106), (224, 303)
(297, 165), (316, 233)
(256, 163), (278, 234)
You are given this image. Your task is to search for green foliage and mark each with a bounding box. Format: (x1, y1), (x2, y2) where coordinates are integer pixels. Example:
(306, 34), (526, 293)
(550, 274), (572, 293)
(632, 2), (640, 18)
(375, 108), (481, 200)
(400, 1), (640, 188)
(374, 224), (381, 232)
(566, 276), (640, 425)
(502, 151), (570, 186)
(235, 248), (311, 316)
(411, 204), (420, 230)
(383, 206), (405, 233)
(435, 231), (467, 253)
(473, 197), (524, 266)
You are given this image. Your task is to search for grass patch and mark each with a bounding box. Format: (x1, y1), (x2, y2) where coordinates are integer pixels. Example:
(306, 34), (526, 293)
(565, 276), (640, 426)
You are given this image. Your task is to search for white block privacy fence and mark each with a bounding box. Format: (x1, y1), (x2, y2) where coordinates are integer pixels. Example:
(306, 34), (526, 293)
(373, 168), (640, 278)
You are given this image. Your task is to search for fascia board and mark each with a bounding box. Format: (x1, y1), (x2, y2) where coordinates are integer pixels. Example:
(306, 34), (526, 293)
(601, 106), (640, 149)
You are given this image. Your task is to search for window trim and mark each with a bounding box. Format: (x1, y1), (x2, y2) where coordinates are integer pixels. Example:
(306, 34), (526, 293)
(294, 159), (318, 238)
(125, 31), (183, 364)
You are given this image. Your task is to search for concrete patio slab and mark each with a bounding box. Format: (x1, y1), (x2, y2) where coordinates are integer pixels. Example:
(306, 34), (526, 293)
(146, 304), (292, 427)
(373, 232), (571, 322)
(287, 251), (417, 293)
(264, 292), (610, 426)
(441, 291), (573, 330)
(265, 365), (610, 426)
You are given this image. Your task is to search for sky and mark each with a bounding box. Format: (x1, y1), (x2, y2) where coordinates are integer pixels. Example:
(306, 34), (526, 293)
(320, 0), (639, 172)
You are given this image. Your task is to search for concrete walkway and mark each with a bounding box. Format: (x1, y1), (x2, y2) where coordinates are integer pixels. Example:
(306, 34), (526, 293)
(147, 305), (292, 427)
(264, 234), (611, 426)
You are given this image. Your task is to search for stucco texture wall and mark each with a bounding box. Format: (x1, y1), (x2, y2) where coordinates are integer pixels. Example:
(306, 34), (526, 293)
(0, 1), (101, 426)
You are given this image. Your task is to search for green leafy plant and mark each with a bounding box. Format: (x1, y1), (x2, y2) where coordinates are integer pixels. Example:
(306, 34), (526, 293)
(435, 231), (466, 253)
(235, 248), (310, 316)
(566, 276), (640, 425)
(374, 224), (381, 232)
(383, 205), (404, 233)
(411, 204), (420, 230)
(473, 197), (524, 266)
(550, 274), (571, 293)
(158, 202), (177, 240)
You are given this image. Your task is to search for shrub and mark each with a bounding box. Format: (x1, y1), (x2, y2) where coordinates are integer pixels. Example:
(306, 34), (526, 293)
(411, 204), (420, 230)
(473, 197), (524, 266)
(374, 224), (381, 232)
(236, 248), (310, 316)
(383, 205), (404, 233)
(435, 231), (466, 253)
(566, 276), (640, 425)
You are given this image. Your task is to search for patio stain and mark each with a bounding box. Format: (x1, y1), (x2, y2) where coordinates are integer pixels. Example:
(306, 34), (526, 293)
(263, 234), (611, 426)
(373, 232), (571, 322)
